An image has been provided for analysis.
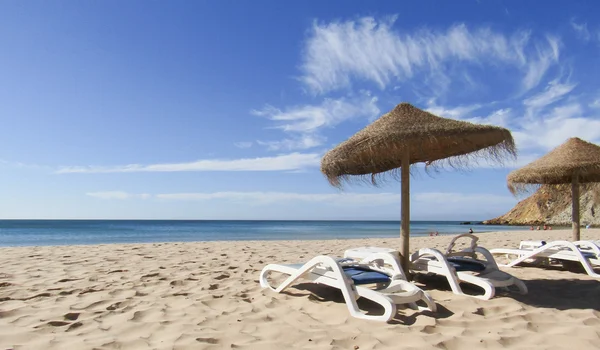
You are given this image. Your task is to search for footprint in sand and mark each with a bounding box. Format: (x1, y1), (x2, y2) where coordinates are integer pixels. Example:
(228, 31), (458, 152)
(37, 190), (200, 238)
(106, 301), (131, 311)
(43, 321), (71, 327)
(106, 302), (121, 311)
(214, 274), (229, 280)
(78, 288), (101, 295)
(57, 278), (81, 283)
(208, 284), (219, 290)
(196, 338), (219, 344)
(59, 289), (78, 296)
(63, 313), (80, 321)
(66, 322), (83, 331)
(20, 292), (51, 300)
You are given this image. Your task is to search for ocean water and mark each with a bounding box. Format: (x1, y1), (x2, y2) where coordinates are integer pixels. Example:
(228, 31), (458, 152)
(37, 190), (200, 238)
(0, 220), (530, 247)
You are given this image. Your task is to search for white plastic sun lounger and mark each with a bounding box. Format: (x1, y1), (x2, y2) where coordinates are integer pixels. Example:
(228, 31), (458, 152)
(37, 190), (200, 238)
(410, 234), (528, 300)
(490, 240), (600, 278)
(259, 252), (436, 322)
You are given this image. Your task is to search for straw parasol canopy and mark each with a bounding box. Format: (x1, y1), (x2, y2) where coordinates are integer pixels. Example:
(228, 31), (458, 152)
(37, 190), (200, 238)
(507, 137), (600, 240)
(321, 102), (517, 272)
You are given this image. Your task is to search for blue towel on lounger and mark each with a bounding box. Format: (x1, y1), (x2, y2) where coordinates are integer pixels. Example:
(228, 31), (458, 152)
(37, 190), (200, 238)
(342, 266), (390, 285)
(446, 257), (487, 272)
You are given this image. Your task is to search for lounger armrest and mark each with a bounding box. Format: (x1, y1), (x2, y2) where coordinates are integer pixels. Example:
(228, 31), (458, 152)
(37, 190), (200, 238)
(410, 248), (457, 272)
(473, 246), (500, 270)
(410, 248), (464, 296)
(574, 241), (600, 256)
(358, 252), (407, 280)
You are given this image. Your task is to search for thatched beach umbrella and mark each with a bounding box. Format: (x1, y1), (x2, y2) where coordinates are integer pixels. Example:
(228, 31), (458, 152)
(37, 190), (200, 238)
(321, 102), (517, 271)
(507, 137), (600, 241)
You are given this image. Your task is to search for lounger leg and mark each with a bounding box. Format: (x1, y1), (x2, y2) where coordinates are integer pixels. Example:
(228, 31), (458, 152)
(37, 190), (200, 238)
(383, 280), (437, 313)
(420, 291), (437, 312)
(513, 278), (528, 295)
(353, 286), (397, 322)
(457, 273), (495, 300)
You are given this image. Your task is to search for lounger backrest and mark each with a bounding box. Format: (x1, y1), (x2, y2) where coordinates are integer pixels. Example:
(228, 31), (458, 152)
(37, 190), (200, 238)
(519, 240), (546, 250)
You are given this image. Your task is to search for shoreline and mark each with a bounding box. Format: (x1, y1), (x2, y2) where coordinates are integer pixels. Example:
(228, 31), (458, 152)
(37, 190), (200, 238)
(0, 226), (542, 249)
(0, 227), (585, 248)
(2, 229), (600, 349)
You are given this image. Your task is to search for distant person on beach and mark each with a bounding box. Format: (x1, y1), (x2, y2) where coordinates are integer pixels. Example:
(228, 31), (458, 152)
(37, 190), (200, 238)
(530, 226), (534, 230)
(536, 226), (541, 230)
(543, 225), (547, 230)
(468, 228), (473, 234)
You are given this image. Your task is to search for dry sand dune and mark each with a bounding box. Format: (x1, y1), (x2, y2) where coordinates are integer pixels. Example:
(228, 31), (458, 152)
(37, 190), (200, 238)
(1, 229), (600, 349)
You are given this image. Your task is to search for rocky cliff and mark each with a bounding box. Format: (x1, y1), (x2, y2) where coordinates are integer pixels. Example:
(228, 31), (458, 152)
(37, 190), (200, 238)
(484, 184), (600, 226)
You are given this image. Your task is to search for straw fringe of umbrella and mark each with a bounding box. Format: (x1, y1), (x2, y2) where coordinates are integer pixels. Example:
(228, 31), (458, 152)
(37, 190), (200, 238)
(508, 138), (600, 194)
(507, 137), (600, 240)
(322, 104), (516, 188)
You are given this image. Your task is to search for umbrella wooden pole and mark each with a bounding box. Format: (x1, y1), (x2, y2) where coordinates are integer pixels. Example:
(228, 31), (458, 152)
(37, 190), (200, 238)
(571, 175), (580, 241)
(400, 149), (410, 278)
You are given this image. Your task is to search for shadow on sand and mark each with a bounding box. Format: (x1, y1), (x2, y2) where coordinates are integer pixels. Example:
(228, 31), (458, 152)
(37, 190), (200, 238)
(414, 267), (600, 311)
(511, 276), (600, 311)
(288, 282), (452, 325)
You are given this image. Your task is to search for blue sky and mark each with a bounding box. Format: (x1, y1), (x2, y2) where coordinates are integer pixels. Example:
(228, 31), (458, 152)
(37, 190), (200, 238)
(1, 1), (599, 220)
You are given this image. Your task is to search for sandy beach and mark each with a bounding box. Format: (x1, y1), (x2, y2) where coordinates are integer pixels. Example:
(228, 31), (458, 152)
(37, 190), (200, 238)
(1, 229), (600, 350)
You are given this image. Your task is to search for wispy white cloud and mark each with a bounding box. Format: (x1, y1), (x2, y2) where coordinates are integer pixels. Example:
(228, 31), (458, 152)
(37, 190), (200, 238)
(523, 80), (576, 110)
(570, 19), (591, 41)
(513, 102), (600, 151)
(521, 36), (560, 92)
(252, 92), (379, 151)
(252, 93), (379, 133)
(425, 99), (510, 128)
(590, 98), (600, 109)
(464, 108), (512, 128)
(299, 17), (559, 94)
(58, 153), (321, 174)
(86, 191), (151, 200)
(425, 100), (482, 119)
(256, 134), (325, 151)
(233, 142), (253, 149)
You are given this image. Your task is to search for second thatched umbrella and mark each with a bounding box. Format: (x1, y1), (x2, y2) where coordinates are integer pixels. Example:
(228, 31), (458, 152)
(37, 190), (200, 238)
(321, 102), (516, 271)
(507, 137), (600, 241)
